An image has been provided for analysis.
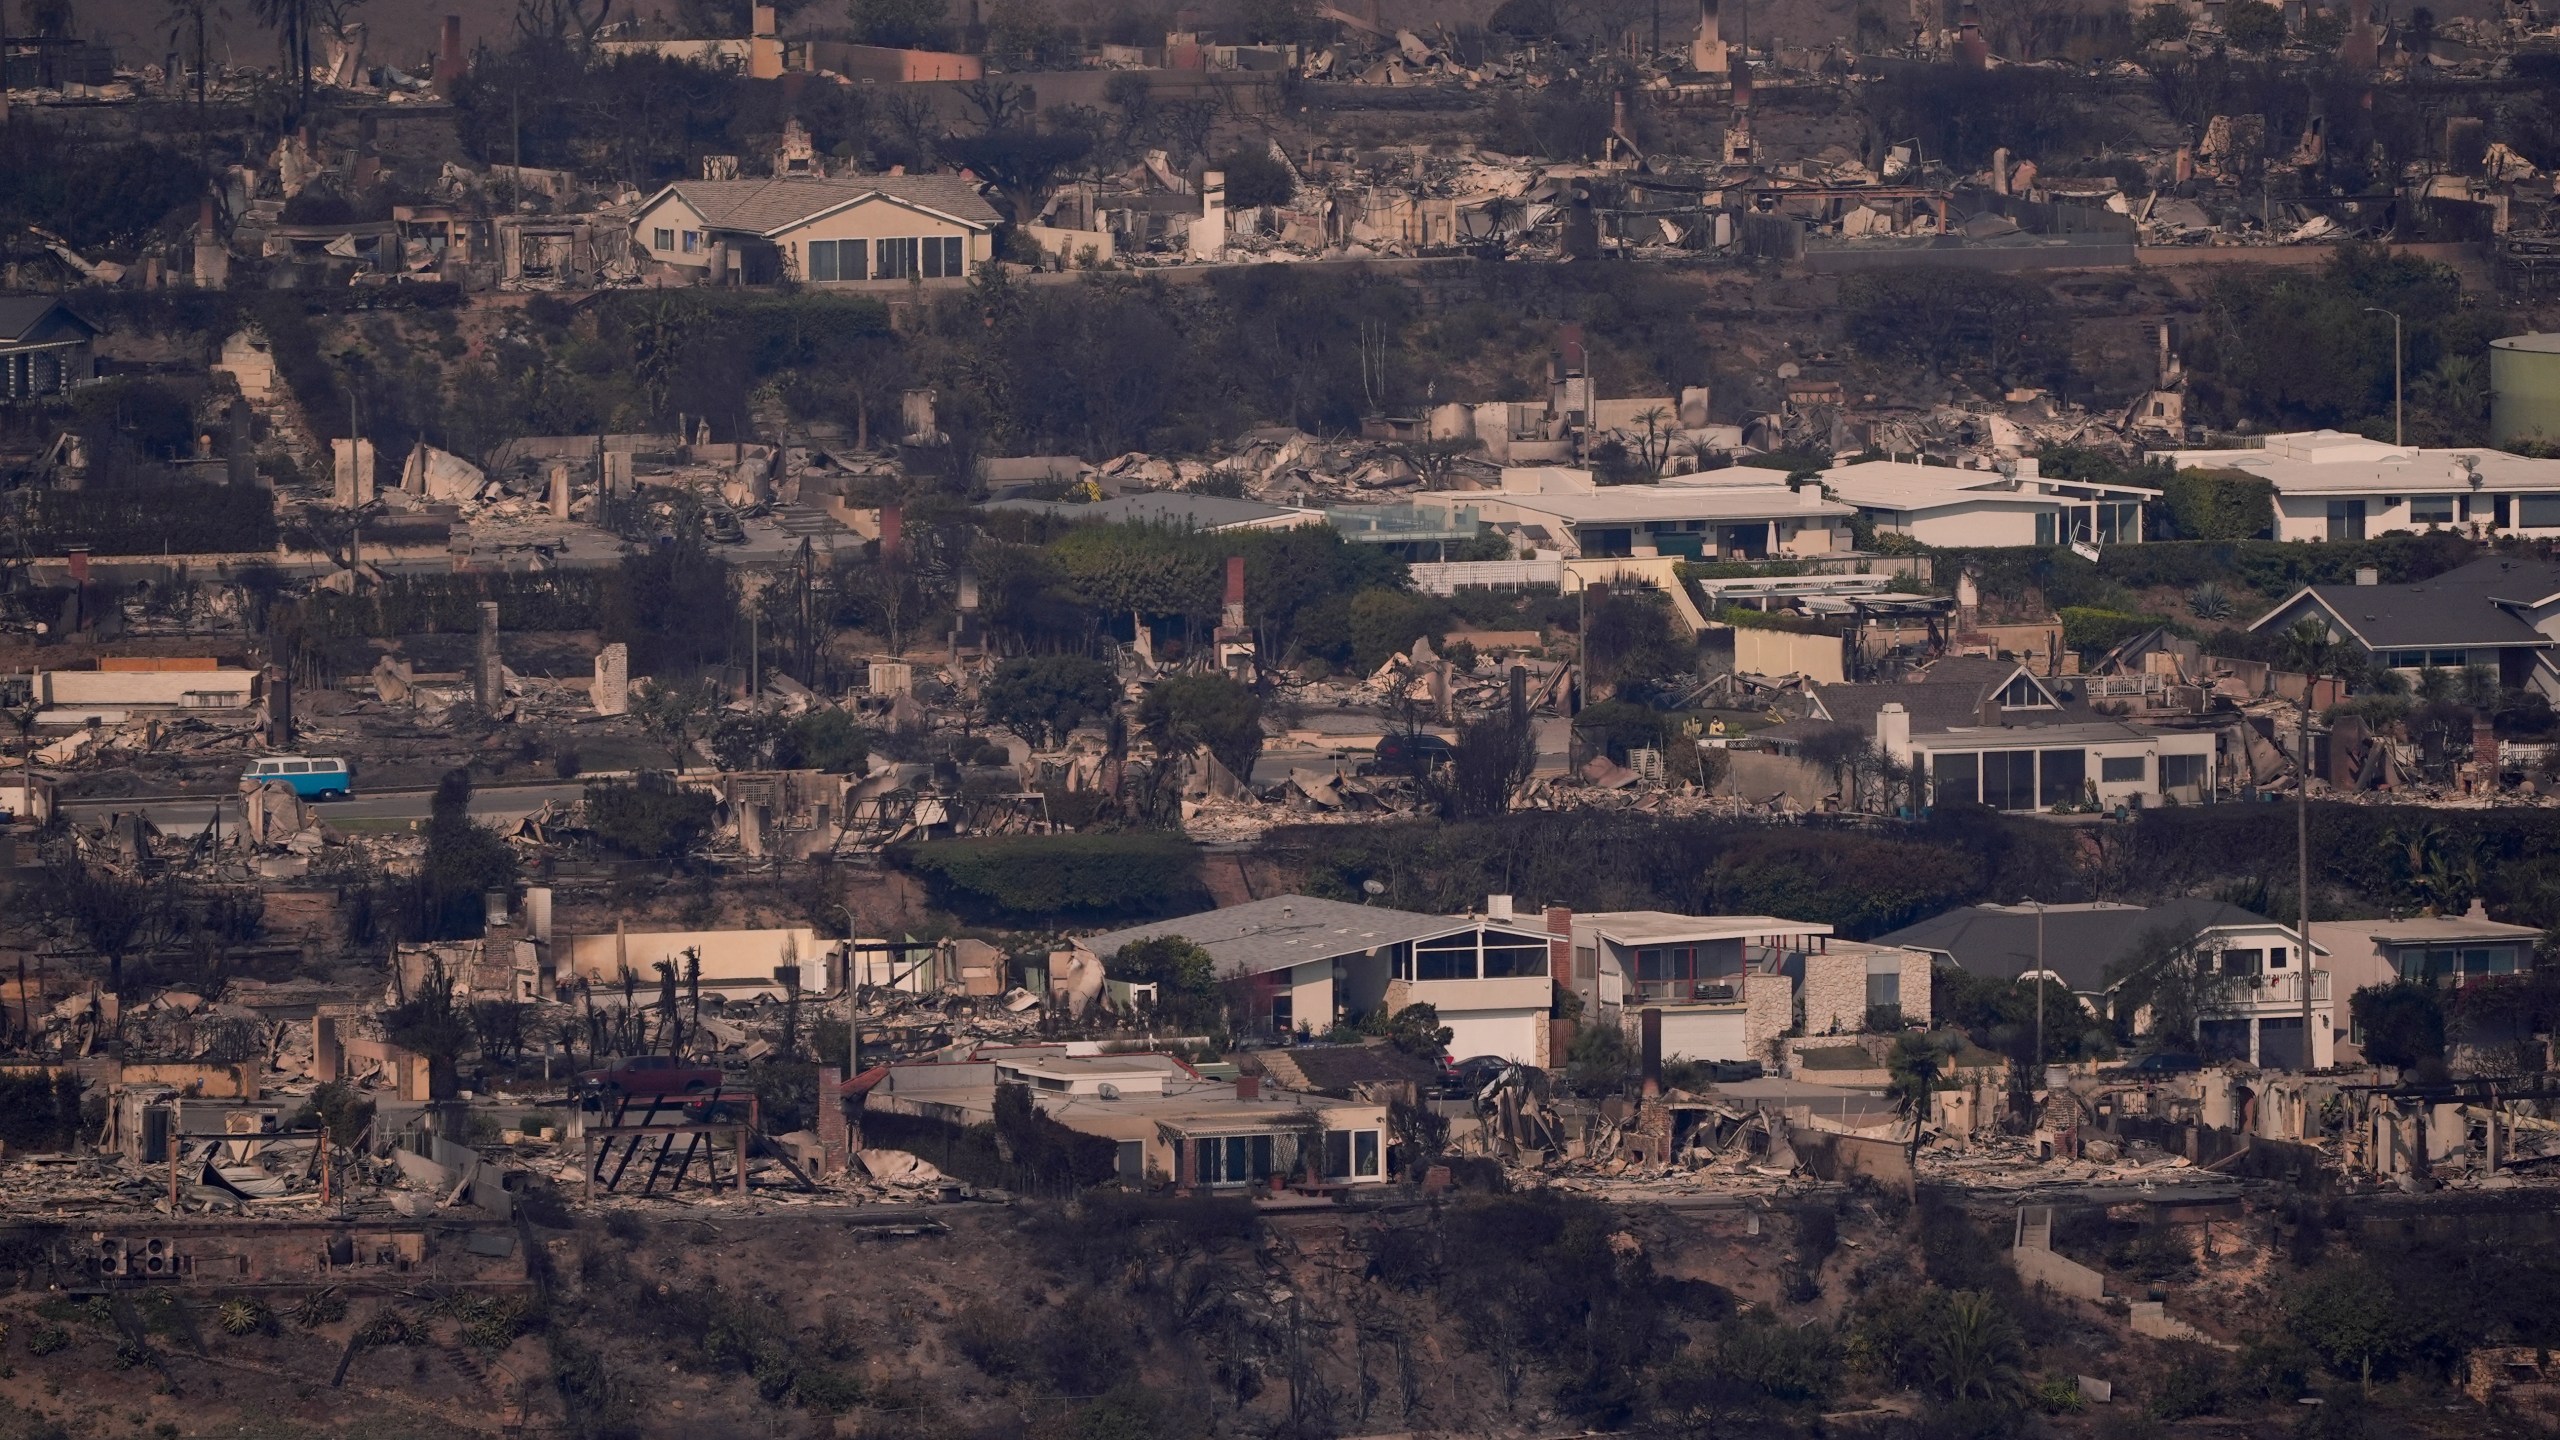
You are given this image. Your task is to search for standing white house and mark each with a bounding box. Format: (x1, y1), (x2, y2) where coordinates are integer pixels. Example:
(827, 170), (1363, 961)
(2165, 429), (2560, 541)
(1814, 456), (2156, 548)
(630, 176), (1001, 288)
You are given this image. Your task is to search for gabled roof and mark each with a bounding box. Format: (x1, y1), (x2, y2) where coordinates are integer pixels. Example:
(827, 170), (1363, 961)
(640, 176), (1001, 236)
(1078, 894), (1542, 979)
(2246, 555), (2560, 651)
(0, 296), (100, 346)
(1800, 657), (2073, 738)
(1873, 899), (2284, 995)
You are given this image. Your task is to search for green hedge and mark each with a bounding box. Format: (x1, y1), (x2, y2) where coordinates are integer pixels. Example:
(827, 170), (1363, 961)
(1927, 531), (2486, 612)
(9, 483), (277, 556)
(892, 832), (1208, 923)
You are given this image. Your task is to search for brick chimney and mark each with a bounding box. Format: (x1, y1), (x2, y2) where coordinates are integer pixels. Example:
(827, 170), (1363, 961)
(1545, 905), (1575, 1069)
(1223, 555), (1246, 627)
(437, 15), (464, 93)
(880, 503), (902, 559)
(1236, 1073), (1261, 1101)
(816, 1066), (848, 1174)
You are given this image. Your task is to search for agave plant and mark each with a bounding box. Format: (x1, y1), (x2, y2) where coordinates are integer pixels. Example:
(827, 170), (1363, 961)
(2187, 582), (2234, 621)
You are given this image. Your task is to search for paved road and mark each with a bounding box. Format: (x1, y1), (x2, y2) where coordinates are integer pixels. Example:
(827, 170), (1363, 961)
(62, 782), (588, 832)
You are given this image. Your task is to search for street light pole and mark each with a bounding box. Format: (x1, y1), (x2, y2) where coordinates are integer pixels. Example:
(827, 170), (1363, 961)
(2363, 307), (2403, 447)
(2019, 898), (2045, 1093)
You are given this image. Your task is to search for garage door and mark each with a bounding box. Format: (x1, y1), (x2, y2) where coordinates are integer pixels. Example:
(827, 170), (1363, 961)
(1660, 1009), (1747, 1062)
(1440, 1008), (1544, 1066)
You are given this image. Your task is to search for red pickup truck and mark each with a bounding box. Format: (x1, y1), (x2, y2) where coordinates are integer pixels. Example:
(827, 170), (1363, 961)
(578, 1055), (723, 1099)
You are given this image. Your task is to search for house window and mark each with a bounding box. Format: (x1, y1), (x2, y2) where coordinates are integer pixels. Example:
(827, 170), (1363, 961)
(2220, 947), (2263, 976)
(1865, 957), (1901, 1013)
(681, 230), (703, 254)
(2522, 495), (2560, 528)
(2428, 649), (2467, 669)
(1997, 674), (2053, 709)
(1481, 935), (1549, 979)
(1633, 945), (1701, 1001)
(1270, 990), (1293, 1034)
(2100, 755), (2146, 783)
(876, 236), (920, 279)
(1574, 946), (1597, 981)
(1415, 936), (1477, 982)
(2035, 511), (2058, 547)
(1932, 751), (1979, 806)
(2397, 945), (2521, 985)
(2161, 752), (2208, 793)
(2325, 499), (2366, 540)
(2410, 495), (2457, 524)
(921, 234), (965, 277)
(2268, 945), (2288, 969)
(2496, 495), (2513, 527)
(1983, 750), (2036, 810)
(1193, 1134), (1274, 1186)
(807, 239), (839, 281)
(653, 227), (674, 251)
(2098, 502), (2139, 543)
(1322, 1129), (1383, 1179)
(2038, 748), (2085, 808)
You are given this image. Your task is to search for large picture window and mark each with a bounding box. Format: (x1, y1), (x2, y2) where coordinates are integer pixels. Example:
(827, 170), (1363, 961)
(1983, 751), (2036, 811)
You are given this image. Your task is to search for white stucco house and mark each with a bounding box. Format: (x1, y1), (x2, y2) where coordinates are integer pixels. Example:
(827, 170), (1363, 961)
(1815, 456), (2156, 548)
(630, 176), (1001, 287)
(2165, 429), (2560, 542)
(1074, 894), (1560, 1067)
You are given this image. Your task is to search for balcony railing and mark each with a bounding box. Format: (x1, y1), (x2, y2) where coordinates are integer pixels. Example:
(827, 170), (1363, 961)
(1633, 980), (1742, 1005)
(2217, 970), (2330, 1006)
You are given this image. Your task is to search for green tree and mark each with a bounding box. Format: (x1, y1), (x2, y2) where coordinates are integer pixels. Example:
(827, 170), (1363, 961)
(1887, 1030), (1955, 1163)
(2224, 0), (2286, 47)
(1107, 936), (1223, 1028)
(419, 769), (516, 940)
(1137, 673), (1263, 781)
(2160, 467), (2277, 540)
(1925, 1290), (2026, 1404)
(986, 655), (1119, 748)
(1212, 145), (1295, 208)
(632, 676), (720, 770)
(1385, 1001), (1452, 1058)
(585, 773), (719, 860)
(2288, 1262), (2404, 1392)
(939, 127), (1093, 226)
(1584, 588), (1693, 697)
(775, 709), (869, 773)
(2347, 982), (2445, 1069)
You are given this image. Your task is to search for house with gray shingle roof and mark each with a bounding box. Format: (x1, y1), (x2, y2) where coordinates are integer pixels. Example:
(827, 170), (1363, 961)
(2245, 554), (2560, 695)
(632, 175), (1001, 287)
(1074, 893), (1562, 1066)
(1768, 655), (2218, 812)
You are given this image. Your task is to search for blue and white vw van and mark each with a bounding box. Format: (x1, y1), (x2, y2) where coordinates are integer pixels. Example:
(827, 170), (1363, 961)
(242, 756), (354, 800)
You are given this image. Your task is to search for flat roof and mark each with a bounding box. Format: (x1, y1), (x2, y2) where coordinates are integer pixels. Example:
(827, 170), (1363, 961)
(1490, 485), (1853, 527)
(1817, 459), (2157, 511)
(2325, 916), (2541, 943)
(980, 492), (1322, 530)
(1580, 911), (1835, 945)
(2165, 429), (2560, 496)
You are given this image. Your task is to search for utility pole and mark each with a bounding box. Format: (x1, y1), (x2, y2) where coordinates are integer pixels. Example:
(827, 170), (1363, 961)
(2299, 687), (2314, 1065)
(2363, 306), (2403, 446)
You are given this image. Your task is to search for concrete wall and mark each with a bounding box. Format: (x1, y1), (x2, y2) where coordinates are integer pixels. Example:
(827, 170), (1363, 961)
(1733, 626), (1845, 683)
(563, 927), (829, 996)
(2013, 1244), (2108, 1301)
(1894, 499), (2043, 547)
(40, 668), (257, 707)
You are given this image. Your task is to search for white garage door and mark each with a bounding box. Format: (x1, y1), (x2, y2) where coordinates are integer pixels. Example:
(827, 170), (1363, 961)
(1660, 1009), (1747, 1062)
(1440, 1008), (1544, 1066)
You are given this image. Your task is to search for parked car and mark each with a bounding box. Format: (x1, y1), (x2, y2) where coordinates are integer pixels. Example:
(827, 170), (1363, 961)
(1362, 732), (1456, 776)
(578, 1055), (723, 1100)
(1440, 1054), (1516, 1097)
(241, 755), (354, 800)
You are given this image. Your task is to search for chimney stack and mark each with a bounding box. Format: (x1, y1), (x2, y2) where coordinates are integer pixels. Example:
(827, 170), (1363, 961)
(477, 601), (503, 711)
(880, 504), (902, 560)
(1236, 1074), (1262, 1101)
(437, 16), (463, 94)
(1223, 554), (1246, 626)
(1486, 894), (1514, 923)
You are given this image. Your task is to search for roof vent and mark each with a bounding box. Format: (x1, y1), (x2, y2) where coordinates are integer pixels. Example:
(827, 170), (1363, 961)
(2354, 566), (2378, 586)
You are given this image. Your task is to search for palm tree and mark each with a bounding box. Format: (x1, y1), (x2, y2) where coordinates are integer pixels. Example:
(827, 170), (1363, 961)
(250, 0), (314, 118)
(163, 0), (231, 112)
(1886, 1032), (1946, 1166)
(1926, 1290), (2025, 1404)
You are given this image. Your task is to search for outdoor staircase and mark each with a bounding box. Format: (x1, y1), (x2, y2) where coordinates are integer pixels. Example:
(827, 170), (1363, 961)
(2013, 1204), (2054, 1252)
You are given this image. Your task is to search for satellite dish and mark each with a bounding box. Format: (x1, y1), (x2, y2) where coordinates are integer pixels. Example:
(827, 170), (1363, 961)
(1363, 879), (1387, 897)
(1096, 1082), (1121, 1101)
